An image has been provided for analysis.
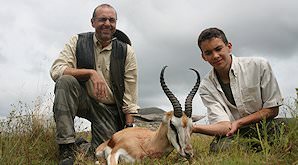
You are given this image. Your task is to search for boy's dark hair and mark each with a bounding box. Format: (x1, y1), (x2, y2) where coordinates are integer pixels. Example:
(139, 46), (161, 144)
(197, 27), (229, 49)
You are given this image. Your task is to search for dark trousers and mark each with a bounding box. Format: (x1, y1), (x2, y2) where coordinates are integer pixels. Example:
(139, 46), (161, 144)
(210, 118), (293, 153)
(53, 75), (124, 151)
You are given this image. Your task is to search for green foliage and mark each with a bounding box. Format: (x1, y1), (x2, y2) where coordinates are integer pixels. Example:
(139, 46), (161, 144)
(0, 101), (58, 165)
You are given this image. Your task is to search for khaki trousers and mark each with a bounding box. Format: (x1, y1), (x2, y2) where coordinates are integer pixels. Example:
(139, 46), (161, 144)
(53, 75), (124, 151)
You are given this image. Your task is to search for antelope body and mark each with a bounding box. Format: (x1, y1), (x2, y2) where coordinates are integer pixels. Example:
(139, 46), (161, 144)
(95, 66), (201, 165)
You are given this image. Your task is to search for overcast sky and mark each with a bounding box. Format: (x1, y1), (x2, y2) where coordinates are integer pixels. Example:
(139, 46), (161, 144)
(0, 0), (297, 119)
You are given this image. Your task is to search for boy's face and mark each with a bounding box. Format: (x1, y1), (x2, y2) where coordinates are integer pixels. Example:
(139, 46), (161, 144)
(200, 37), (232, 72)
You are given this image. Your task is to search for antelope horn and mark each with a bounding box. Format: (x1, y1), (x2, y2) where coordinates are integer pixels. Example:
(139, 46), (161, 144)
(184, 68), (201, 118)
(160, 66), (183, 118)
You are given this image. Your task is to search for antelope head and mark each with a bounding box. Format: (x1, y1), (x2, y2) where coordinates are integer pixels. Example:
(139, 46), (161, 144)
(160, 66), (200, 159)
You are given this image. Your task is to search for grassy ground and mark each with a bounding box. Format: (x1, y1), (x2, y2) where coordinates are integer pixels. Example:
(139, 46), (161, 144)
(0, 99), (297, 165)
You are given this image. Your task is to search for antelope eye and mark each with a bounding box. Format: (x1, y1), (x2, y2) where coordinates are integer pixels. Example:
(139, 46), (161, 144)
(169, 120), (181, 148)
(170, 121), (177, 132)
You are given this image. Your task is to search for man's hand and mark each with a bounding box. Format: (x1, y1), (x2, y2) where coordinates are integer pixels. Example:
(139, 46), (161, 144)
(63, 68), (108, 100)
(89, 70), (107, 100)
(125, 113), (134, 127)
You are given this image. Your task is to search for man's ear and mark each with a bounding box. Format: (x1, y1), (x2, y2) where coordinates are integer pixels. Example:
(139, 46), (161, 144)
(91, 19), (95, 28)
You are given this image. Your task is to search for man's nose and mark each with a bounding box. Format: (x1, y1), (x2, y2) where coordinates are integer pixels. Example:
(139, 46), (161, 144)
(103, 20), (111, 25)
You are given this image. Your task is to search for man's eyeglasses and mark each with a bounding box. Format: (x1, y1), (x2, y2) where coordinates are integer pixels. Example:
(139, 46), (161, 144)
(93, 17), (117, 23)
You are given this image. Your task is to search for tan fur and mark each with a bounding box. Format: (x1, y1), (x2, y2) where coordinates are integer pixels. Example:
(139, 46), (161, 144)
(96, 126), (171, 160)
(165, 111), (173, 120)
(182, 115), (188, 128)
(96, 111), (193, 165)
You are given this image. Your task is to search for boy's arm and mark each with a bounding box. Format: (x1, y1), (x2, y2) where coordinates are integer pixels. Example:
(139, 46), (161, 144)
(226, 106), (279, 136)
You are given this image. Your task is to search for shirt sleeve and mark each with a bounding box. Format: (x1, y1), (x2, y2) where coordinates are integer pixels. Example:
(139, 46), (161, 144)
(50, 35), (78, 82)
(260, 59), (283, 108)
(122, 45), (140, 114)
(199, 81), (231, 124)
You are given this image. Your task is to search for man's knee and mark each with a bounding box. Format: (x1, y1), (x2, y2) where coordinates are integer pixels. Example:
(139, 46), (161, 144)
(53, 75), (83, 114)
(55, 75), (79, 89)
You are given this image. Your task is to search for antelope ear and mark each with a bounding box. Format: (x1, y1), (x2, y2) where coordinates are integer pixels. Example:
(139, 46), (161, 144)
(132, 114), (163, 122)
(134, 107), (166, 122)
(191, 115), (205, 122)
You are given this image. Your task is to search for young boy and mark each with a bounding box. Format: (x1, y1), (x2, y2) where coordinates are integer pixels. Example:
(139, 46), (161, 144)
(192, 27), (286, 152)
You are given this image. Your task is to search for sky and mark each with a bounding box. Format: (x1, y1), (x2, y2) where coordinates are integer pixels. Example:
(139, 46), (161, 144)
(0, 0), (297, 121)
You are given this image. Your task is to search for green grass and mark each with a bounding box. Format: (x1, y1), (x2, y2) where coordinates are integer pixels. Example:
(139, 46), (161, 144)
(0, 101), (58, 165)
(0, 98), (297, 165)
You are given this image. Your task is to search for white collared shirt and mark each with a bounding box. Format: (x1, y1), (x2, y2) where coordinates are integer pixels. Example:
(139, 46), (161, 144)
(199, 55), (283, 124)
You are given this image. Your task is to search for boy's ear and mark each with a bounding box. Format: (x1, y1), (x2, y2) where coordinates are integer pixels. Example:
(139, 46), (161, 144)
(201, 54), (207, 61)
(228, 42), (232, 52)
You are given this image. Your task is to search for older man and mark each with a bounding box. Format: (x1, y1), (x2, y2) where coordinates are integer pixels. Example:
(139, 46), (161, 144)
(50, 4), (139, 164)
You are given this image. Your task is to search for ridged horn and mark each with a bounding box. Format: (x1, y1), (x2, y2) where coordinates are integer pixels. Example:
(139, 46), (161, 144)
(184, 68), (201, 118)
(160, 66), (183, 118)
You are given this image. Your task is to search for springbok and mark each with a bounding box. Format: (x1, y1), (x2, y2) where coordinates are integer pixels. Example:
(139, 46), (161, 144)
(95, 66), (201, 165)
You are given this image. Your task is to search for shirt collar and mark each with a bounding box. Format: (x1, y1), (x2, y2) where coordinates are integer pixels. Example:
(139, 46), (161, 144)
(209, 69), (222, 92)
(210, 54), (238, 84)
(93, 33), (115, 51)
(230, 54), (238, 77)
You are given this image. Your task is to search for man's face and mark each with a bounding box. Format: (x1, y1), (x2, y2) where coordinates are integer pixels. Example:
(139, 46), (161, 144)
(200, 37), (232, 72)
(91, 6), (117, 42)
